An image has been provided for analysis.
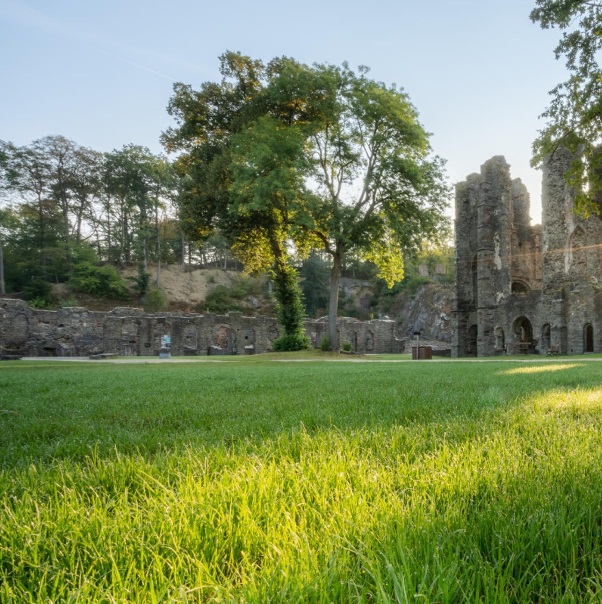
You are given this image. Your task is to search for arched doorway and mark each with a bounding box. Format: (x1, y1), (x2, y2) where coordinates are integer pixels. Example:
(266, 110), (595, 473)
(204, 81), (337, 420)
(467, 324), (478, 356)
(584, 323), (594, 353)
(512, 316), (534, 354)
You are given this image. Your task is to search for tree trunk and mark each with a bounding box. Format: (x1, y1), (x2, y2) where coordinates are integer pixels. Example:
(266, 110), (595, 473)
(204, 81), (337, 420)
(328, 247), (343, 350)
(155, 205), (161, 287)
(0, 235), (5, 296)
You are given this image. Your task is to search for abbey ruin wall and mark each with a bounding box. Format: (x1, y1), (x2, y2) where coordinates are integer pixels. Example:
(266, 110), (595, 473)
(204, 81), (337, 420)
(0, 299), (407, 357)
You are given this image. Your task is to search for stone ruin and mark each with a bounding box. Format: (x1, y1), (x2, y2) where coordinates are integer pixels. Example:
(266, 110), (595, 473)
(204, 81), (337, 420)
(0, 300), (408, 357)
(453, 150), (602, 356)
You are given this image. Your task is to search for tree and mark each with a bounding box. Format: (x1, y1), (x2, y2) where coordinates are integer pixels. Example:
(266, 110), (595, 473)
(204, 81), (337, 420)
(531, 0), (602, 214)
(295, 62), (449, 347)
(164, 53), (313, 349)
(164, 53), (449, 348)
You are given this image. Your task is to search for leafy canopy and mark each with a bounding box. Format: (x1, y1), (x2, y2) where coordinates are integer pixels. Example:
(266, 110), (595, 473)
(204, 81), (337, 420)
(531, 0), (602, 214)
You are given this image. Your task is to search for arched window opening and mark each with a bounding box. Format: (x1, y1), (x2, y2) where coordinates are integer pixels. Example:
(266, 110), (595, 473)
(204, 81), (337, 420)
(511, 281), (530, 295)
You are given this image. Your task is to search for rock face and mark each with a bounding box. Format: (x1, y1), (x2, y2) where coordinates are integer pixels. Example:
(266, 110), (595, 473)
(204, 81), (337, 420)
(454, 152), (602, 356)
(396, 283), (453, 344)
(0, 299), (407, 357)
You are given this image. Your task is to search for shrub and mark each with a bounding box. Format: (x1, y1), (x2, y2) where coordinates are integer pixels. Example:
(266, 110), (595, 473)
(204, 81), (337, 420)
(71, 262), (129, 299)
(341, 341), (353, 352)
(272, 334), (310, 352)
(319, 335), (331, 352)
(23, 278), (55, 307)
(127, 264), (151, 299)
(144, 287), (168, 312)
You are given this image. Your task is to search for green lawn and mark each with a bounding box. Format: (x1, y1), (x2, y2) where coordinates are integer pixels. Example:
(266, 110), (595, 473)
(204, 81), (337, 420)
(2, 356), (602, 602)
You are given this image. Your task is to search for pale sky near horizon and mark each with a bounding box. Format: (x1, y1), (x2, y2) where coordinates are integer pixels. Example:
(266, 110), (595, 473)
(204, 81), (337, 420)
(0, 0), (569, 224)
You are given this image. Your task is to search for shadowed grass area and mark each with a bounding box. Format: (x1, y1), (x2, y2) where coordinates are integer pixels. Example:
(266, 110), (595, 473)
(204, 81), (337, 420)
(1, 357), (602, 601)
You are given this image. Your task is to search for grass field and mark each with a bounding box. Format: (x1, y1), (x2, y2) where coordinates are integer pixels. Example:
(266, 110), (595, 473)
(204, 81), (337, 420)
(2, 355), (602, 602)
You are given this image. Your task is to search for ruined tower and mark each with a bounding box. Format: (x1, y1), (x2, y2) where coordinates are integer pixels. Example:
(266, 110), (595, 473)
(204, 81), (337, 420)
(454, 152), (602, 357)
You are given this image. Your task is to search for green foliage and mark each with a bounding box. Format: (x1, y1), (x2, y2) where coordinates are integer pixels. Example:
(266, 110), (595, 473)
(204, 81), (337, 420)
(3, 360), (602, 600)
(128, 263), (151, 299)
(23, 278), (55, 306)
(271, 264), (307, 339)
(341, 341), (353, 352)
(143, 286), (168, 312)
(205, 284), (243, 313)
(71, 261), (129, 299)
(272, 333), (310, 352)
(319, 335), (332, 351)
(164, 52), (450, 349)
(531, 0), (602, 214)
(299, 253), (330, 318)
(204, 276), (266, 314)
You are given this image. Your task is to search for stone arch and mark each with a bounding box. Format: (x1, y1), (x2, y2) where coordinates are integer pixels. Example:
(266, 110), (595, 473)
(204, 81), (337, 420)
(467, 324), (478, 356)
(511, 280), (530, 294)
(512, 316), (534, 353)
(584, 323), (594, 353)
(210, 323), (236, 354)
(541, 323), (551, 352)
(569, 226), (587, 273)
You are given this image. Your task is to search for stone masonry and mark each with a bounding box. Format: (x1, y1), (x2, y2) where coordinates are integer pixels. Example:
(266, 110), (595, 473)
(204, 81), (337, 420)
(453, 151), (602, 357)
(0, 300), (406, 357)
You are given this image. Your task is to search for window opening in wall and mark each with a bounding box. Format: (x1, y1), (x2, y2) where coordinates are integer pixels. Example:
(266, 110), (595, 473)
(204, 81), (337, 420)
(584, 323), (594, 353)
(467, 324), (478, 356)
(511, 281), (529, 294)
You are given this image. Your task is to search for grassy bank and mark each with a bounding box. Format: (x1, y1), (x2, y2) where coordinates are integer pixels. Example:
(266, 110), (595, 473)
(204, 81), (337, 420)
(1, 358), (602, 601)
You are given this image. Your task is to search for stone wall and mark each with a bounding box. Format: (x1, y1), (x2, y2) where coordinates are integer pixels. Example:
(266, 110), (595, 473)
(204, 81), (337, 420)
(454, 153), (602, 357)
(0, 299), (407, 357)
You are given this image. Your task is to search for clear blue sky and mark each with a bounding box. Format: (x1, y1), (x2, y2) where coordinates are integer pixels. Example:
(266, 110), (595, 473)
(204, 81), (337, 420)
(0, 0), (568, 222)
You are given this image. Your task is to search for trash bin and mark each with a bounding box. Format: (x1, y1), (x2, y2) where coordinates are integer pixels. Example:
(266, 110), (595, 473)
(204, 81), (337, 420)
(419, 346), (432, 360)
(413, 346), (432, 360)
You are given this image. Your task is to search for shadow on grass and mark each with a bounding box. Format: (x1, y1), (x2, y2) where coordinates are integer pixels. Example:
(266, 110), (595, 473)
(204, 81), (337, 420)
(0, 359), (598, 468)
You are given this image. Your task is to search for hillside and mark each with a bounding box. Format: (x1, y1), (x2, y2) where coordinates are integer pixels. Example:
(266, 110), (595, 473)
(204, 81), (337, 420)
(47, 264), (454, 344)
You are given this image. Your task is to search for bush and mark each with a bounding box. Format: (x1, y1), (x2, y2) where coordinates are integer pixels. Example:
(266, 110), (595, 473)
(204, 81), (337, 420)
(341, 341), (352, 352)
(23, 279), (56, 307)
(319, 335), (331, 352)
(71, 262), (129, 299)
(127, 264), (151, 299)
(272, 334), (311, 352)
(144, 287), (168, 312)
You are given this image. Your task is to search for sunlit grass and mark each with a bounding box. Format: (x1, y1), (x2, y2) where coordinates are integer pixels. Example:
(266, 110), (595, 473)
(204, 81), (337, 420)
(2, 358), (602, 601)
(500, 362), (584, 374)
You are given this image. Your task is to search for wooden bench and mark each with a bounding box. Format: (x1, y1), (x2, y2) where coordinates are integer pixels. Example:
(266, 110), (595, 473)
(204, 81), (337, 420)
(547, 344), (560, 356)
(514, 341), (532, 354)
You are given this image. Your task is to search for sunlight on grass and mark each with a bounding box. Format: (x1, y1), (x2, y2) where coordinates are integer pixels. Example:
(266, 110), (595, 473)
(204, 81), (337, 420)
(500, 363), (583, 375)
(532, 387), (602, 412)
(3, 360), (602, 601)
